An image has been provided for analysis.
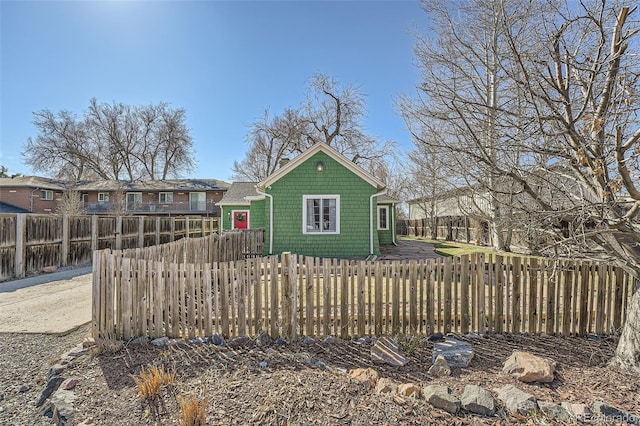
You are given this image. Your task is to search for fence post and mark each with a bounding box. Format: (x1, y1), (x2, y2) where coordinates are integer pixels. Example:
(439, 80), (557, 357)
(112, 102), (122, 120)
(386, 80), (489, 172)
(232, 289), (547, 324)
(115, 216), (122, 250)
(155, 217), (161, 245)
(170, 217), (175, 241)
(91, 215), (98, 251)
(15, 213), (26, 278)
(281, 252), (293, 340)
(185, 216), (190, 239)
(138, 216), (144, 248)
(61, 214), (70, 267)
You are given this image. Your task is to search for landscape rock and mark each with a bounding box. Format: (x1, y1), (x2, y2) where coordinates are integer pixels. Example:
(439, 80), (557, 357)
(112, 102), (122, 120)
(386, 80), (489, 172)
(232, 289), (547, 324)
(19, 385), (31, 393)
(48, 364), (66, 379)
(258, 361), (267, 368)
(274, 338), (287, 346)
(495, 384), (537, 415)
(422, 385), (460, 414)
(460, 384), (496, 416)
(428, 355), (451, 378)
(323, 336), (338, 344)
(62, 379), (78, 391)
(370, 336), (409, 367)
(432, 337), (474, 367)
(374, 378), (397, 394)
(349, 368), (379, 388)
(397, 383), (421, 398)
(210, 333), (225, 346)
(128, 336), (149, 345)
(428, 332), (444, 341)
(592, 401), (640, 425)
(228, 335), (249, 347)
(356, 337), (372, 345)
(256, 331), (272, 347)
(302, 336), (315, 345)
(42, 265), (58, 274)
(314, 361), (327, 370)
(561, 402), (590, 420)
(538, 401), (573, 422)
(150, 337), (169, 347)
(51, 389), (76, 426)
(36, 377), (64, 408)
(502, 350), (556, 383)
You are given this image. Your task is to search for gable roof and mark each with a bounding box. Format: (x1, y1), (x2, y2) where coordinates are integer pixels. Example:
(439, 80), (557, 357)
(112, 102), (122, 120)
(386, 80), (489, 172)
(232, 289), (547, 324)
(0, 176), (66, 191)
(257, 143), (386, 191)
(0, 176), (230, 192)
(217, 182), (259, 206)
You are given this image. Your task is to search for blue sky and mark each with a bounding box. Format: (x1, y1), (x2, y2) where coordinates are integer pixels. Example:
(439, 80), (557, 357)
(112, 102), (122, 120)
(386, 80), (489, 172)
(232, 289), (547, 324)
(1, 0), (426, 181)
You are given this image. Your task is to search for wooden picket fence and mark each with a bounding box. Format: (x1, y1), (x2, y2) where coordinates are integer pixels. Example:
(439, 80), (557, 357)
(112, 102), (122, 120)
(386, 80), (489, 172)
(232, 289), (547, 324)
(92, 248), (636, 341)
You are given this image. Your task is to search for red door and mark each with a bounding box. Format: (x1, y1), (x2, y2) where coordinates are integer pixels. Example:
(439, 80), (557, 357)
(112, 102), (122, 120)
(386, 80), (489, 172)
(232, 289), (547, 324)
(233, 211), (249, 229)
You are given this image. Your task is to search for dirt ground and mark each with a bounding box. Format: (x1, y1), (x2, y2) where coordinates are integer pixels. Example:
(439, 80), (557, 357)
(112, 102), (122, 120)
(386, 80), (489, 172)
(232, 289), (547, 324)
(2, 324), (639, 426)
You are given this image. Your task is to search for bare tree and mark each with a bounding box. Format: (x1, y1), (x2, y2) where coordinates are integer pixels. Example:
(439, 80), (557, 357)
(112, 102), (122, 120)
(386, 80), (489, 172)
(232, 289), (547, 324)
(23, 99), (195, 181)
(232, 74), (396, 181)
(55, 187), (86, 215)
(404, 0), (640, 372)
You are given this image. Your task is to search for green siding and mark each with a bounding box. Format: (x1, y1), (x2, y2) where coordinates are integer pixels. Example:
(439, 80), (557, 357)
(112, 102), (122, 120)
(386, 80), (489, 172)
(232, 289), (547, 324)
(377, 203), (395, 245)
(250, 199), (266, 230)
(266, 151), (380, 257)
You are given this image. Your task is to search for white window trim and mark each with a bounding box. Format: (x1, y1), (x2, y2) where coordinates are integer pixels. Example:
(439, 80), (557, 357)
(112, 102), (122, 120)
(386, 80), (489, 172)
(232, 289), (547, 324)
(159, 191), (173, 203)
(41, 190), (53, 200)
(377, 205), (389, 230)
(189, 192), (206, 211)
(231, 210), (250, 230)
(97, 192), (109, 202)
(302, 194), (340, 235)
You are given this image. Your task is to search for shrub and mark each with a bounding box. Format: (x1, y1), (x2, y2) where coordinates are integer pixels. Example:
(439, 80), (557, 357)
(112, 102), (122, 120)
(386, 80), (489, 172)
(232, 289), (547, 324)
(179, 395), (207, 426)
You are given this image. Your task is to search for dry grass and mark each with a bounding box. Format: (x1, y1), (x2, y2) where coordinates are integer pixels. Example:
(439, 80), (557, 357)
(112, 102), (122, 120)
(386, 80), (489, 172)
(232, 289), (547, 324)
(179, 395), (207, 426)
(131, 365), (176, 402)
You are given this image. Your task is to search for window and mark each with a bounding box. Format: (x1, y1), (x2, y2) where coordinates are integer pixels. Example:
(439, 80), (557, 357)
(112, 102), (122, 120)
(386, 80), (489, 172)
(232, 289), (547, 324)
(97, 193), (109, 203)
(378, 205), (389, 230)
(126, 192), (143, 211)
(40, 190), (53, 200)
(303, 195), (340, 234)
(190, 192), (206, 211)
(159, 192), (173, 203)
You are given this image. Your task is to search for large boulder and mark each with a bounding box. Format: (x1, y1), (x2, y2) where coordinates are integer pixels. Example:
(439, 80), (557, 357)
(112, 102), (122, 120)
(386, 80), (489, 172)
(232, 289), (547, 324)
(502, 351), (556, 383)
(538, 401), (574, 422)
(432, 338), (473, 367)
(371, 337), (409, 367)
(460, 384), (496, 416)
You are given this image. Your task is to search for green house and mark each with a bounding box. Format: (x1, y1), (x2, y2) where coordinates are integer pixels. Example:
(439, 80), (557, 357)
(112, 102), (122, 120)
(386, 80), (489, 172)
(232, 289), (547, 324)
(218, 143), (397, 258)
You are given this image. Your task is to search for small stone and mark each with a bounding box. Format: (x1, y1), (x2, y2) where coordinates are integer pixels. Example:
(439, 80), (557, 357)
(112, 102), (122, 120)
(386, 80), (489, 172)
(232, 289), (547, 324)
(150, 337), (169, 347)
(561, 402), (590, 420)
(461, 385), (496, 416)
(464, 332), (480, 339)
(428, 332), (444, 341)
(129, 336), (149, 345)
(19, 385), (31, 393)
(42, 265), (58, 273)
(538, 401), (573, 422)
(397, 383), (421, 398)
(275, 338), (287, 346)
(495, 384), (537, 415)
(48, 364), (66, 379)
(303, 336), (316, 345)
(0, 393), (4, 401)
(256, 331), (272, 347)
(428, 355), (451, 378)
(323, 336), (338, 344)
(422, 385), (461, 414)
(62, 379), (79, 391)
(258, 361), (267, 368)
(190, 337), (205, 345)
(374, 378), (397, 394)
(314, 361), (327, 370)
(210, 333), (225, 346)
(356, 337), (372, 345)
(349, 368), (379, 388)
(228, 335), (249, 347)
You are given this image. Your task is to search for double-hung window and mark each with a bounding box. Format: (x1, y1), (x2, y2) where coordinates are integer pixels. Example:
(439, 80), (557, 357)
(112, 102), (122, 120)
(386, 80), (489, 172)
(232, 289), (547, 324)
(40, 190), (53, 200)
(303, 195), (340, 234)
(378, 205), (389, 230)
(97, 193), (109, 204)
(159, 192), (173, 203)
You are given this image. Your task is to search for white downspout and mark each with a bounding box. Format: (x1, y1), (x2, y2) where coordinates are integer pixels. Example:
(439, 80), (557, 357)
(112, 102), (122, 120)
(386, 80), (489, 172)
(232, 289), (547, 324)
(392, 202), (398, 245)
(255, 187), (273, 255)
(370, 189), (387, 255)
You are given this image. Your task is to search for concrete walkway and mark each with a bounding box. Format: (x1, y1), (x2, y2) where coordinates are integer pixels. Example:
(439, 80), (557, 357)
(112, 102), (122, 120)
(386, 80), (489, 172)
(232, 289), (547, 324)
(0, 268), (92, 334)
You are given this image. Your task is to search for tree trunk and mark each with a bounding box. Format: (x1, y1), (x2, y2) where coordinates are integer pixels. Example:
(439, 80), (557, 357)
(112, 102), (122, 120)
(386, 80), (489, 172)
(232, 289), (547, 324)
(610, 286), (640, 374)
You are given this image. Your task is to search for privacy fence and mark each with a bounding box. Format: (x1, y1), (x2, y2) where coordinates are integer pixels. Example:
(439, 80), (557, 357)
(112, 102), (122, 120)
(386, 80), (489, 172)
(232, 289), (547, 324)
(0, 213), (218, 281)
(92, 237), (636, 341)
